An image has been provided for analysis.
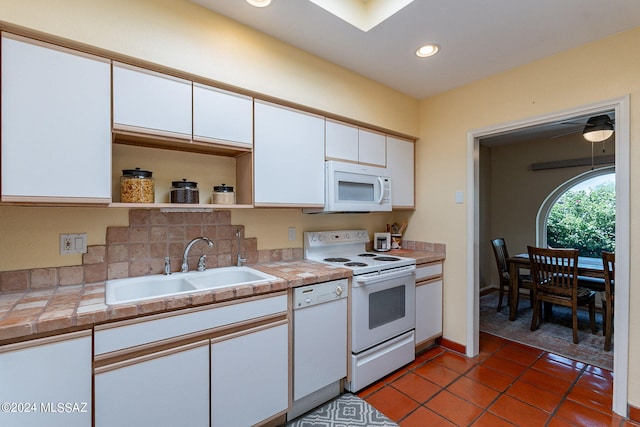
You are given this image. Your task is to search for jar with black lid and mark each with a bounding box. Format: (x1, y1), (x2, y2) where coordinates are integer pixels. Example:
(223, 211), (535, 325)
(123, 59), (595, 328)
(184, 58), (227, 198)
(120, 167), (154, 203)
(212, 184), (235, 205)
(171, 179), (199, 204)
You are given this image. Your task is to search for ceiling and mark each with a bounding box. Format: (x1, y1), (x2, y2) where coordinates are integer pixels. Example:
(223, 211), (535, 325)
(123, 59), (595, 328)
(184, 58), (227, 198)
(191, 0), (640, 99)
(480, 111), (616, 147)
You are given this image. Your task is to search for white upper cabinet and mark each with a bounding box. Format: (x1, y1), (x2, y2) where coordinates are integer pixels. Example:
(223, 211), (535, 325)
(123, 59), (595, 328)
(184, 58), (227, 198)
(193, 84), (253, 147)
(325, 120), (359, 162)
(1, 34), (111, 203)
(113, 63), (192, 138)
(358, 128), (386, 167)
(254, 100), (325, 206)
(386, 136), (415, 208)
(325, 120), (386, 167)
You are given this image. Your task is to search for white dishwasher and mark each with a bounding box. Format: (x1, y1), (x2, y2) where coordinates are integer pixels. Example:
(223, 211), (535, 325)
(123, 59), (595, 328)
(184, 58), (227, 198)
(288, 278), (348, 421)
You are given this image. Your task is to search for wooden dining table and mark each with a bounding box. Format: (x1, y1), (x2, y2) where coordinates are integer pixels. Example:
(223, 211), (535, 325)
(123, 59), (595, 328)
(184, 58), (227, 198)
(506, 253), (605, 321)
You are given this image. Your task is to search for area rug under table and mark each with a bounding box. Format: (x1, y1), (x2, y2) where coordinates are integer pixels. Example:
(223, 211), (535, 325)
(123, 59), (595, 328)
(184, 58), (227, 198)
(286, 393), (398, 427)
(480, 291), (613, 370)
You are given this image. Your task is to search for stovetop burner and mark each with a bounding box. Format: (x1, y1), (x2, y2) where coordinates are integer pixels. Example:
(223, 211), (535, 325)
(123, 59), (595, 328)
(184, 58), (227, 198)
(305, 230), (416, 275)
(344, 262), (368, 267)
(373, 256), (401, 262)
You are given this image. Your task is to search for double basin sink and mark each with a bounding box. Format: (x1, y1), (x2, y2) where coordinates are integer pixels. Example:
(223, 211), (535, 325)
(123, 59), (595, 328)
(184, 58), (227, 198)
(105, 267), (277, 305)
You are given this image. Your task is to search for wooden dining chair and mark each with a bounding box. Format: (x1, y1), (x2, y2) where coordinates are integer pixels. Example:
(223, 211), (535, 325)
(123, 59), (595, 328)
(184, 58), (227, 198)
(491, 238), (533, 312)
(527, 246), (596, 344)
(601, 251), (615, 351)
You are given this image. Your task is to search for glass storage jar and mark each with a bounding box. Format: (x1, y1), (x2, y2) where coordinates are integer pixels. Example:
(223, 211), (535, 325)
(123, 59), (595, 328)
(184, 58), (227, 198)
(212, 184), (235, 205)
(120, 168), (154, 203)
(170, 179), (199, 204)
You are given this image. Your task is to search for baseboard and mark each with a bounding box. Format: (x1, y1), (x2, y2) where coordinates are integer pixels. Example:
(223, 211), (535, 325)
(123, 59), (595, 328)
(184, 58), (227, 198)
(629, 404), (640, 423)
(437, 337), (466, 354)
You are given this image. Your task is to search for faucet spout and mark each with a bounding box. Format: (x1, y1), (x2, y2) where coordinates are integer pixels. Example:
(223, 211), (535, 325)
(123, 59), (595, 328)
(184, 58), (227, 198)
(236, 229), (247, 267)
(181, 237), (214, 273)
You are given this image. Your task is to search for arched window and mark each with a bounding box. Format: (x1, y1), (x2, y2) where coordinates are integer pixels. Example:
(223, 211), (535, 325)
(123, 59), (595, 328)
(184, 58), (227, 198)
(537, 166), (615, 257)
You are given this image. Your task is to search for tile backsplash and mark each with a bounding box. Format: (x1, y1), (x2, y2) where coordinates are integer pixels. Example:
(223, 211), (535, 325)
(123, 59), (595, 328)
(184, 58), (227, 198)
(0, 210), (302, 293)
(0, 209), (443, 293)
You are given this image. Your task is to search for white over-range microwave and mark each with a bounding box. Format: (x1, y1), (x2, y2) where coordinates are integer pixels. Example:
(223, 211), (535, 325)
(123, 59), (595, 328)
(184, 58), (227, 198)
(305, 160), (392, 213)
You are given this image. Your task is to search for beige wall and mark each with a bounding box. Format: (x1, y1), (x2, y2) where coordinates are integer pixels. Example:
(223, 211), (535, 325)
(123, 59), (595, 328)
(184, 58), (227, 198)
(482, 134), (615, 289)
(0, 0), (417, 270)
(415, 27), (640, 406)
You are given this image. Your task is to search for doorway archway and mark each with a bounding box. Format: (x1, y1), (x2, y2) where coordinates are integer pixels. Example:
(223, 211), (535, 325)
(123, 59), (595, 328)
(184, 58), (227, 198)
(466, 96), (629, 415)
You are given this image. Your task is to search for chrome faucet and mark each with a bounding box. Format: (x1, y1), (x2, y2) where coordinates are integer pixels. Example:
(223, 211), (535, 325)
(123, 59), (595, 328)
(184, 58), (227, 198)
(181, 237), (214, 273)
(236, 229), (247, 267)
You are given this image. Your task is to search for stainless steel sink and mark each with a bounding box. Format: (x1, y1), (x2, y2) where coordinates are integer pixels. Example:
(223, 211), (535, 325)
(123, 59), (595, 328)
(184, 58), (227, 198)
(105, 266), (277, 305)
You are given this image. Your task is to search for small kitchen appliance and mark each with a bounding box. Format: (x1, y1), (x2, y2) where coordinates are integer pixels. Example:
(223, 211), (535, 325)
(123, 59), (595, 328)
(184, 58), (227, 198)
(304, 230), (416, 392)
(304, 161), (392, 213)
(374, 232), (391, 252)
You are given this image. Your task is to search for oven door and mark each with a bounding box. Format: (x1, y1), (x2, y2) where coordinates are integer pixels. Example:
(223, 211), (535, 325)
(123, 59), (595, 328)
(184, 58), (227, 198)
(351, 266), (416, 353)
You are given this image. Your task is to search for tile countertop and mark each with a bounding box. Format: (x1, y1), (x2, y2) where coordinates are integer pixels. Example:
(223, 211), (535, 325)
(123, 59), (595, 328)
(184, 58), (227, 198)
(0, 250), (445, 345)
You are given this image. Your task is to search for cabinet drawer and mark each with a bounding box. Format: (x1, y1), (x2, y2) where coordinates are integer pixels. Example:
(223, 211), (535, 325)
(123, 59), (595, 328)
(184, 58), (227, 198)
(416, 262), (443, 281)
(95, 294), (286, 355)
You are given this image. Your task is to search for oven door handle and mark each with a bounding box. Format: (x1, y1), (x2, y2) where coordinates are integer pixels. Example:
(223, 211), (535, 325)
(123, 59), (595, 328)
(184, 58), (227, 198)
(355, 266), (416, 285)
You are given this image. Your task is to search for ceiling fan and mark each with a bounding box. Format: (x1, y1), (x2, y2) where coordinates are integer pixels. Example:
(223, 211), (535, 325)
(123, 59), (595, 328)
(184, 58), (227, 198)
(550, 114), (615, 141)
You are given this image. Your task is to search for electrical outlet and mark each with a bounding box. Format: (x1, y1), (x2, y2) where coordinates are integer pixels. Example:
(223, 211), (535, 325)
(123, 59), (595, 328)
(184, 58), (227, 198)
(60, 233), (87, 255)
(288, 227), (296, 241)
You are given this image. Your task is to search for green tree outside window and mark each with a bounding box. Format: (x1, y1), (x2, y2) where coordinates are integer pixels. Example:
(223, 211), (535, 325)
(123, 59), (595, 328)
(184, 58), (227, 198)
(546, 179), (615, 257)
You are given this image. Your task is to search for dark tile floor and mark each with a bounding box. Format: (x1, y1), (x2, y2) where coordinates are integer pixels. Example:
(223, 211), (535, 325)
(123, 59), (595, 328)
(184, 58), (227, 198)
(358, 332), (638, 426)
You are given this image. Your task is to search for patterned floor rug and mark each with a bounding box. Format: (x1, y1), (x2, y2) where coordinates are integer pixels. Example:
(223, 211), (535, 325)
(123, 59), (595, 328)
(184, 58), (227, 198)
(480, 291), (613, 370)
(286, 393), (398, 427)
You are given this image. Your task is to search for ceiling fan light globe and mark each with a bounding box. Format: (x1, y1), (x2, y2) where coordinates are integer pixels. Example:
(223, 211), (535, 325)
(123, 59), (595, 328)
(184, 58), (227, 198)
(583, 114), (614, 142)
(583, 129), (614, 142)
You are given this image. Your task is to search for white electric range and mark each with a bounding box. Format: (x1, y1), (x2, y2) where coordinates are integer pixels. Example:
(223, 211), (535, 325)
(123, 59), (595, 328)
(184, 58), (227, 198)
(304, 230), (416, 392)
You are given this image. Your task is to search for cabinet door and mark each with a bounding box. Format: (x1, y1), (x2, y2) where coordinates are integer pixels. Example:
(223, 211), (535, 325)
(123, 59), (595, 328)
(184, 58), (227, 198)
(387, 136), (415, 208)
(254, 101), (325, 206)
(0, 331), (92, 427)
(325, 119), (358, 162)
(358, 128), (386, 167)
(1, 34), (111, 202)
(95, 341), (209, 427)
(193, 84), (253, 147)
(211, 323), (288, 427)
(113, 63), (192, 138)
(415, 280), (443, 344)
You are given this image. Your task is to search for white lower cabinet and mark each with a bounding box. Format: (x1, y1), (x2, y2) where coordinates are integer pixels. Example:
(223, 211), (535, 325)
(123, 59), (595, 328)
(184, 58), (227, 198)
(415, 262), (444, 347)
(0, 330), (92, 427)
(211, 323), (289, 427)
(93, 294), (288, 427)
(94, 341), (210, 427)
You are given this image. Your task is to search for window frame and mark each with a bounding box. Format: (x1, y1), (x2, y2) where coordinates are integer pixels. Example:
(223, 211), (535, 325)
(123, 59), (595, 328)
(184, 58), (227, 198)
(536, 165), (615, 249)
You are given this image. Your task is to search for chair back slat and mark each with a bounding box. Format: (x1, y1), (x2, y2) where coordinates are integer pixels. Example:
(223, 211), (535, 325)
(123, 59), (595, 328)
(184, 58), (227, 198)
(491, 238), (509, 275)
(527, 246), (579, 297)
(602, 251), (615, 293)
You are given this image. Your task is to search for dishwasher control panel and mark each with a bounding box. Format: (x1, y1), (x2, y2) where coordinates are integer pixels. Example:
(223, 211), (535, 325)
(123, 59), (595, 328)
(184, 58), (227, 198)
(293, 278), (348, 309)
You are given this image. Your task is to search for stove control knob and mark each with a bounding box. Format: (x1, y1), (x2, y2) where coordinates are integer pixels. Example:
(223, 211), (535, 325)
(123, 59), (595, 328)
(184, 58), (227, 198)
(335, 286), (343, 296)
(345, 233), (350, 239)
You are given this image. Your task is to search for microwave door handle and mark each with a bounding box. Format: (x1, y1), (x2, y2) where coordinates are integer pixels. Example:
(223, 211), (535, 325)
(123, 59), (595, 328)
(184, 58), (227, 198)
(376, 176), (385, 204)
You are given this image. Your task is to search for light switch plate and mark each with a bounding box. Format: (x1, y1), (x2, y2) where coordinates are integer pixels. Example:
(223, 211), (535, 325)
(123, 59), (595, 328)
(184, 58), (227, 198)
(60, 233), (87, 255)
(288, 227), (296, 241)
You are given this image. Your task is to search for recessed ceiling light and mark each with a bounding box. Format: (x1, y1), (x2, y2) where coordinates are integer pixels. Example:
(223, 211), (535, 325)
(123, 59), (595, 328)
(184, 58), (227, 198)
(247, 0), (271, 7)
(416, 44), (439, 58)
